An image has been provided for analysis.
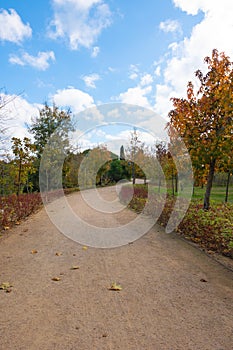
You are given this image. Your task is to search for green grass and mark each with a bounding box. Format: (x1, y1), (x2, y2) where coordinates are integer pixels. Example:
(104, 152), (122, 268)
(192, 185), (233, 203)
(150, 183), (233, 204)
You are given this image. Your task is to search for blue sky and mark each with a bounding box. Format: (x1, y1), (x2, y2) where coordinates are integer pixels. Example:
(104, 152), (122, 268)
(0, 0), (233, 152)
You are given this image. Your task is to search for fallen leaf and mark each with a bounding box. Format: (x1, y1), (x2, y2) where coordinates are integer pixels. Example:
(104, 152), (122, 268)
(31, 249), (38, 254)
(15, 221), (20, 225)
(200, 278), (207, 283)
(82, 246), (88, 251)
(108, 282), (122, 291)
(51, 277), (61, 281)
(0, 282), (12, 290)
(70, 265), (80, 270)
(55, 252), (62, 256)
(4, 226), (10, 230)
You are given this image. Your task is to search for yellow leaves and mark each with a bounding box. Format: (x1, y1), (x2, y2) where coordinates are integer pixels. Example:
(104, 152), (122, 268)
(0, 282), (13, 293)
(108, 282), (122, 291)
(82, 246), (88, 251)
(70, 265), (80, 270)
(4, 226), (10, 230)
(31, 249), (38, 254)
(55, 252), (62, 256)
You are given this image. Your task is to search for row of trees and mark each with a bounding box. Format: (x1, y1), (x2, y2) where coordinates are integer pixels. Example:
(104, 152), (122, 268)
(0, 49), (232, 210)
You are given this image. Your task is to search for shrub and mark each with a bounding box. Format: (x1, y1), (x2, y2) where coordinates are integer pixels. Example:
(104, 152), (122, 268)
(0, 193), (42, 229)
(119, 184), (233, 258)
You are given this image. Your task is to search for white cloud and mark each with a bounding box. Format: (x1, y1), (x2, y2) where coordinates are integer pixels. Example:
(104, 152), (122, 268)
(91, 46), (100, 57)
(140, 74), (153, 86)
(159, 19), (182, 34)
(9, 51), (55, 70)
(172, 0), (206, 15)
(52, 87), (95, 114)
(154, 66), (161, 77)
(48, 0), (112, 50)
(0, 9), (32, 44)
(119, 85), (152, 109)
(129, 64), (139, 80)
(82, 73), (100, 89)
(155, 0), (233, 117)
(108, 66), (116, 73)
(0, 94), (40, 144)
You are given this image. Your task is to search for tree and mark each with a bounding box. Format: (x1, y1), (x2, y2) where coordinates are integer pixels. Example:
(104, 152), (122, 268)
(29, 103), (73, 190)
(29, 103), (72, 157)
(78, 146), (112, 189)
(168, 49), (233, 209)
(120, 145), (125, 160)
(11, 137), (36, 195)
(0, 158), (16, 195)
(126, 128), (144, 184)
(155, 141), (167, 192)
(0, 92), (18, 157)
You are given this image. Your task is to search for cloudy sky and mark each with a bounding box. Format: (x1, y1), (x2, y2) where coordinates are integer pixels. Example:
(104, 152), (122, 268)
(0, 0), (233, 150)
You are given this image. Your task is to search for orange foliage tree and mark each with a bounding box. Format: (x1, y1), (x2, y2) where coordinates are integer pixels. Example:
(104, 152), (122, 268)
(168, 49), (233, 209)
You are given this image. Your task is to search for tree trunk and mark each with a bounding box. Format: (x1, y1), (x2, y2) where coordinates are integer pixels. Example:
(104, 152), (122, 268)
(175, 174), (178, 193)
(132, 162), (136, 185)
(203, 159), (216, 210)
(225, 171), (231, 203)
(17, 159), (22, 196)
(171, 172), (175, 197)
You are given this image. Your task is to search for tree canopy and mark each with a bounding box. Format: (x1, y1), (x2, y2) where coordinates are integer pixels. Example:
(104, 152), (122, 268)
(168, 49), (233, 209)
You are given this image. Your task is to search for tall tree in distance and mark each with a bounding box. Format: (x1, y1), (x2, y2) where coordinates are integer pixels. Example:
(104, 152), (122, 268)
(11, 137), (36, 195)
(28, 103), (73, 190)
(120, 145), (125, 160)
(168, 49), (233, 209)
(126, 128), (143, 184)
(29, 103), (72, 158)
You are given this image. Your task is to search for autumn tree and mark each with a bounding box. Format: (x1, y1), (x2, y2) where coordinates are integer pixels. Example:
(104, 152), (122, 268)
(126, 128), (145, 184)
(78, 146), (112, 189)
(154, 141), (168, 192)
(11, 137), (36, 195)
(0, 158), (16, 195)
(168, 49), (233, 209)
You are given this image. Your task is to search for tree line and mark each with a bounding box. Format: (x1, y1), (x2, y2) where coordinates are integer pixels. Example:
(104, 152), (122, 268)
(0, 49), (232, 210)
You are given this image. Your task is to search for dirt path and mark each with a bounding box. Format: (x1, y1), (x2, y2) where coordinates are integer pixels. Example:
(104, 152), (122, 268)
(0, 187), (233, 350)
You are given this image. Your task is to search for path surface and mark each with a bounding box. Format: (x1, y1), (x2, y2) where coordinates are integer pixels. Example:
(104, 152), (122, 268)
(0, 187), (233, 350)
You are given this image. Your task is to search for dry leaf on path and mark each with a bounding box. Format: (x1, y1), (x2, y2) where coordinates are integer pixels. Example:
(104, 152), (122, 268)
(0, 282), (13, 292)
(51, 277), (61, 281)
(31, 249), (38, 254)
(200, 278), (207, 283)
(108, 282), (122, 291)
(82, 246), (88, 251)
(70, 266), (80, 270)
(55, 252), (62, 256)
